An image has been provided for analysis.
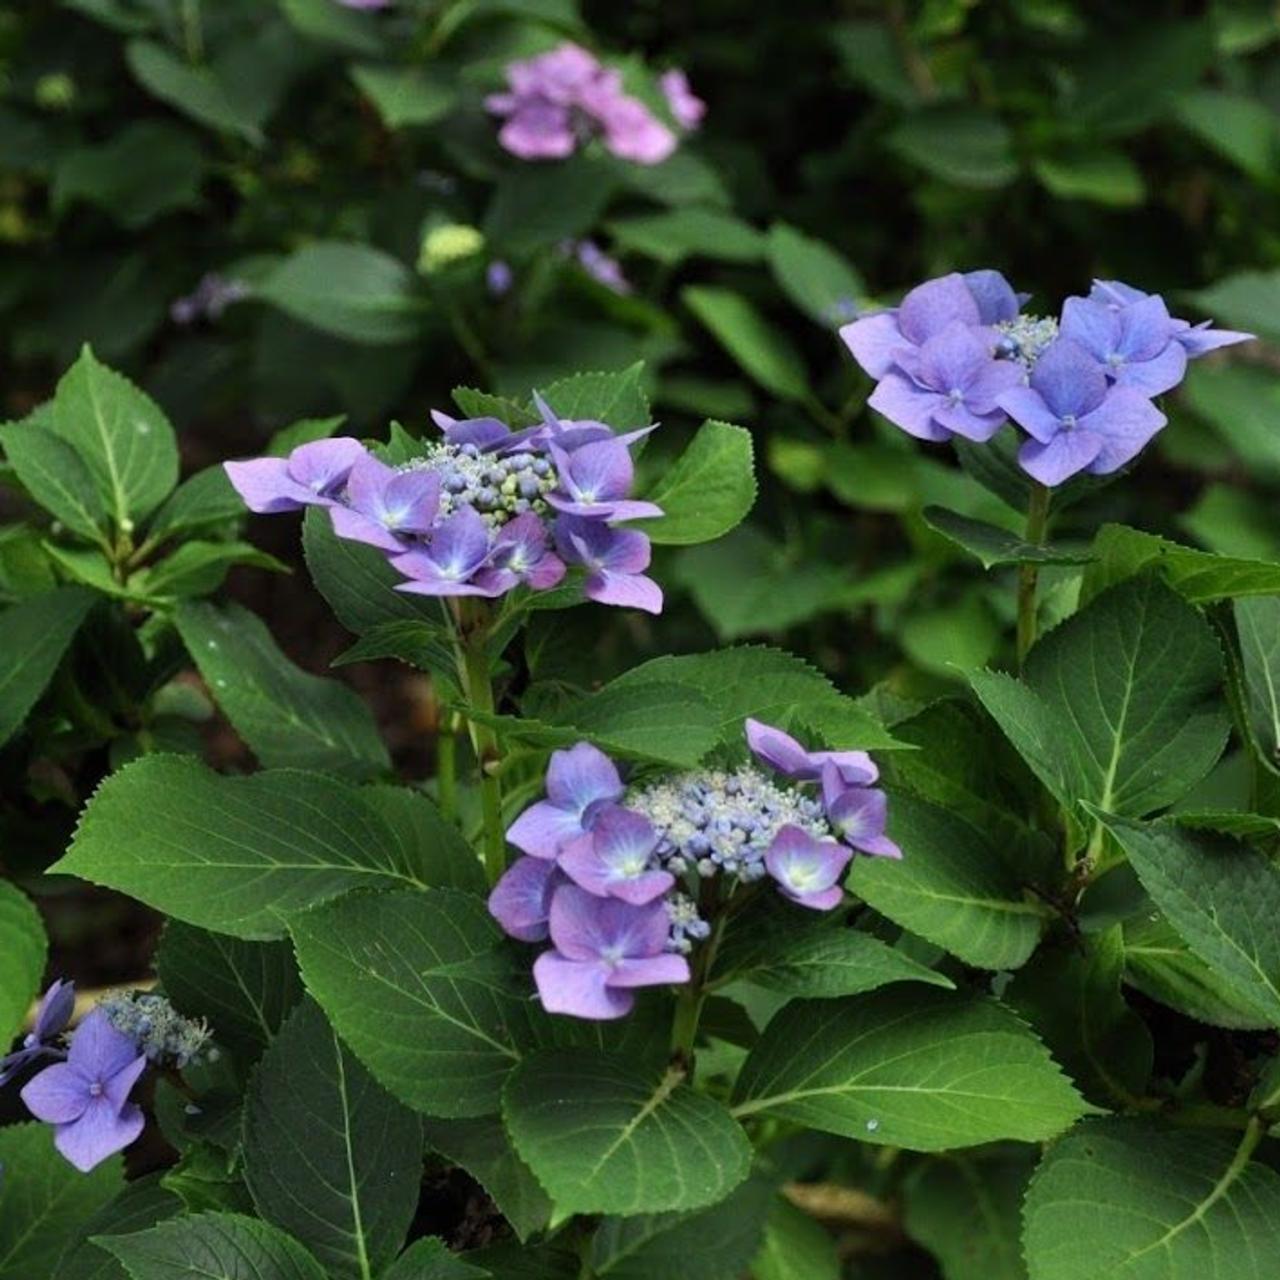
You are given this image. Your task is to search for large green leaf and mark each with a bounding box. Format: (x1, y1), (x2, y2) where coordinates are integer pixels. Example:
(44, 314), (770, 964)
(54, 1176), (182, 1280)
(175, 601), (389, 780)
(52, 756), (428, 940)
(850, 792), (1048, 970)
(362, 784), (485, 892)
(484, 157), (616, 255)
(1176, 89), (1280, 181)
(0, 412), (109, 542)
(258, 243), (427, 345)
(971, 576), (1228, 823)
(0, 1125), (123, 1280)
(126, 40), (264, 143)
(731, 988), (1089, 1150)
(766, 222), (864, 328)
(503, 1049), (752, 1215)
(923, 506), (1091, 569)
(291, 888), (539, 1117)
(1098, 814), (1280, 1026)
(50, 346), (179, 527)
(888, 107), (1017, 187)
(155, 922), (303, 1064)
(243, 1000), (422, 1277)
(98, 1212), (327, 1280)
(145, 465), (244, 545)
(904, 1152), (1035, 1280)
(1182, 364), (1280, 478)
(540, 364), (651, 430)
(1022, 1118), (1280, 1279)
(0, 880), (46, 1040)
(282, 0), (385, 54)
(1236, 596), (1280, 764)
(351, 64), (457, 128)
(0, 586), (95, 746)
(644, 420), (755, 546)
(608, 208), (765, 266)
(682, 286), (808, 401)
(752, 1196), (840, 1280)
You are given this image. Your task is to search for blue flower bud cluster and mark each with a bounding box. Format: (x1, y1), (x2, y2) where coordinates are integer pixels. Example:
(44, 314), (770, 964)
(97, 992), (215, 1069)
(626, 765), (831, 883)
(402, 442), (556, 528)
(664, 891), (712, 954)
(993, 315), (1059, 370)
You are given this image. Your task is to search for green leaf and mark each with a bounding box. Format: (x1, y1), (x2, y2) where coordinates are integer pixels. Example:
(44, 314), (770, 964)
(0, 1124), (123, 1280)
(51, 121), (205, 230)
(155, 922), (303, 1064)
(98, 1212), (327, 1280)
(682, 286), (808, 401)
(606, 644), (901, 751)
(1123, 912), (1271, 1030)
(1032, 148), (1145, 206)
(363, 783), (485, 892)
(539, 363), (650, 430)
(903, 1152), (1034, 1280)
(1, 412), (108, 543)
(503, 1049), (752, 1216)
(291, 888), (539, 1117)
(766, 222), (864, 328)
(731, 988), (1090, 1150)
(51, 345), (179, 527)
(0, 586), (95, 746)
(888, 107), (1017, 188)
(644, 420), (755, 546)
(589, 1175), (772, 1279)
(243, 999), (422, 1277)
(1183, 364), (1280, 479)
(159, 1144), (252, 1215)
(1175, 89), (1280, 180)
(421, 1117), (551, 1242)
(145, 465), (243, 544)
(901, 597), (1001, 678)
(831, 19), (919, 105)
(136, 541), (284, 601)
(712, 901), (953, 997)
(1185, 269), (1280, 345)
(330, 619), (460, 698)
(0, 880), (46, 1040)
(175, 601), (389, 779)
(54, 1176), (182, 1280)
(350, 64), (456, 128)
(1085, 523), (1280, 603)
(849, 793), (1048, 970)
(52, 756), (427, 940)
(258, 243), (426, 345)
(1022, 1117), (1280, 1279)
(484, 157), (616, 255)
(1236, 596), (1280, 765)
(382, 1239), (490, 1279)
(281, 0), (385, 54)
(971, 577), (1228, 823)
(923, 506), (1091, 569)
(126, 40), (263, 143)
(1097, 814), (1280, 1026)
(607, 208), (765, 266)
(1005, 929), (1153, 1107)
(751, 1196), (840, 1280)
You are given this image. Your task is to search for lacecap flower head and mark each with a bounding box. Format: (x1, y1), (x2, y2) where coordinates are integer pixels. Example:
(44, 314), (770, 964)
(224, 394), (665, 615)
(489, 720), (900, 1020)
(841, 269), (1252, 486)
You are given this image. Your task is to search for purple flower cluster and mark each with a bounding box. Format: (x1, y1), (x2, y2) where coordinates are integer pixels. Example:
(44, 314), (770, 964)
(841, 272), (1252, 486)
(3, 982), (214, 1172)
(486, 43), (678, 165)
(224, 396), (664, 614)
(488, 720), (900, 1020)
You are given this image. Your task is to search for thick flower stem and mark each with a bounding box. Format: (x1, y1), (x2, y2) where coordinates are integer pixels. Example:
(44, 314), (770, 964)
(1015, 481), (1051, 669)
(436, 721), (458, 825)
(668, 904), (727, 1071)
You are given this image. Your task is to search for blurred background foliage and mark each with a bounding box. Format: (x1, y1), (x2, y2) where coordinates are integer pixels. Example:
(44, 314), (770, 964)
(1, 0), (1277, 698)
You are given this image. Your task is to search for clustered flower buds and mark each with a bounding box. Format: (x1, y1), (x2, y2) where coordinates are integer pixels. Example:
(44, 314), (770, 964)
(489, 719), (900, 1020)
(486, 42), (688, 165)
(3, 984), (214, 1172)
(224, 395), (665, 613)
(841, 271), (1252, 486)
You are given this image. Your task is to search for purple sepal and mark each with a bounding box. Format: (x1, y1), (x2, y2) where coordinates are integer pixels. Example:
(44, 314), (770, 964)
(765, 825), (852, 911)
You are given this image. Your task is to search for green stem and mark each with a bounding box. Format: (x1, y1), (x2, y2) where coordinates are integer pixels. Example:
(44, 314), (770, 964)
(436, 717), (458, 825)
(454, 611), (506, 887)
(1015, 481), (1051, 669)
(669, 902), (728, 1071)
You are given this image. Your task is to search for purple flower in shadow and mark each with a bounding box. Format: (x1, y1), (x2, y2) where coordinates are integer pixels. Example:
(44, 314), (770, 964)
(506, 742), (624, 859)
(20, 1010), (145, 1172)
(0, 979), (74, 1087)
(869, 321), (1022, 443)
(821, 765), (901, 859)
(998, 338), (1167, 486)
(224, 438), (366, 514)
(558, 806), (675, 904)
(554, 518), (663, 614)
(489, 856), (565, 942)
(329, 454), (440, 553)
(533, 885), (689, 1020)
(745, 718), (877, 787)
(765, 825), (852, 911)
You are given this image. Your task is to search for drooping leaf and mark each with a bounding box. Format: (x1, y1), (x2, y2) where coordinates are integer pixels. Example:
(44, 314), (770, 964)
(888, 107), (1017, 188)
(0, 586), (95, 746)
(1022, 1117), (1280, 1279)
(135, 541), (285, 602)
(0, 880), (46, 1041)
(1032, 148), (1145, 207)
(503, 1049), (752, 1216)
(766, 222), (864, 328)
(145, 465), (244, 544)
(126, 40), (264, 143)
(682, 286), (808, 401)
(292, 888), (539, 1117)
(52, 756), (427, 940)
(644, 420), (755, 546)
(351, 64), (457, 128)
(923, 506), (1092, 569)
(0, 1125), (122, 1280)
(732, 988), (1089, 1150)
(608, 208), (765, 266)
(850, 792), (1048, 970)
(175, 601), (389, 780)
(243, 1000), (422, 1277)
